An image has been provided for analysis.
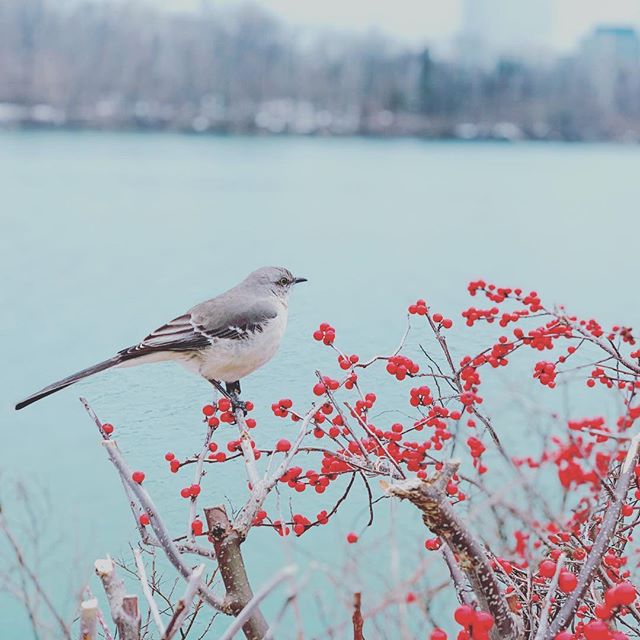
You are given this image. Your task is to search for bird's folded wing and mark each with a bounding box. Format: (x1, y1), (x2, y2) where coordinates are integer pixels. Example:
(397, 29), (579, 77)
(119, 299), (278, 358)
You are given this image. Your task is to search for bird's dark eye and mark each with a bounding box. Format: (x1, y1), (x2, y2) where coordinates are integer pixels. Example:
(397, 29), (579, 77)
(278, 277), (289, 286)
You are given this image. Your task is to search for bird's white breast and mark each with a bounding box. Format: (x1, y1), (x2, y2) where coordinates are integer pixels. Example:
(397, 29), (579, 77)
(186, 304), (288, 382)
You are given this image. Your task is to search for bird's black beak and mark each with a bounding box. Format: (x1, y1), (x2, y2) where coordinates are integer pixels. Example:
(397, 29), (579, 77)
(293, 277), (308, 285)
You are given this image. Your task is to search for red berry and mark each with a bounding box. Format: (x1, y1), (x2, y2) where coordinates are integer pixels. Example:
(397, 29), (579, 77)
(425, 537), (442, 551)
(191, 519), (204, 535)
(202, 404), (215, 416)
(313, 382), (327, 396)
(612, 581), (636, 605)
(346, 532), (358, 544)
(276, 439), (291, 453)
(454, 605), (475, 626)
(102, 423), (114, 435)
(164, 452), (175, 461)
(132, 471), (145, 484)
(538, 560), (557, 578)
(473, 611), (494, 631)
(430, 630), (447, 640)
(558, 571), (577, 593)
(583, 620), (610, 640)
(139, 513), (150, 526)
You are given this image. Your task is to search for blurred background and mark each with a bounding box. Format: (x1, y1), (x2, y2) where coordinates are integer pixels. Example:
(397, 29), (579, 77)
(1, 1), (640, 638)
(4, 0), (640, 140)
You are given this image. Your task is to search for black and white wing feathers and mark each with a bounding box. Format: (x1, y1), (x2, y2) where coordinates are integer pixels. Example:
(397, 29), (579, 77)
(119, 297), (278, 360)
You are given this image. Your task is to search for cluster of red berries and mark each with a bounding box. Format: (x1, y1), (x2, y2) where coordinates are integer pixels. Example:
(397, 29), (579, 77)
(344, 371), (358, 390)
(291, 513), (312, 536)
(461, 305), (500, 327)
(460, 360), (481, 389)
(279, 465), (331, 494)
(467, 436), (487, 474)
(313, 322), (336, 345)
(180, 484), (202, 499)
(534, 361), (557, 387)
(165, 451), (182, 472)
(568, 417), (607, 435)
(609, 325), (636, 345)
(453, 605), (494, 640)
(313, 376), (339, 396)
(386, 354), (420, 380)
(338, 353), (360, 369)
(409, 386), (433, 407)
(515, 321), (571, 352)
(584, 318), (604, 338)
(556, 619), (631, 640)
(271, 398), (293, 418)
(431, 312), (453, 329)
(408, 299), (428, 315)
(206, 442), (227, 463)
(553, 438), (598, 490)
(254, 508), (332, 535)
(202, 398), (253, 427)
(469, 281), (544, 312)
(500, 309), (532, 328)
(587, 367), (615, 390)
(486, 337), (515, 367)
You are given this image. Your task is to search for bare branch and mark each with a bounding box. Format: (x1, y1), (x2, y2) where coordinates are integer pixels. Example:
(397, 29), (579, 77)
(352, 592), (365, 640)
(133, 549), (165, 636)
(544, 434), (640, 639)
(205, 505), (268, 639)
(162, 565), (204, 640)
(78, 598), (99, 640)
(383, 462), (520, 640)
(80, 398), (231, 614)
(94, 557), (140, 640)
(218, 566), (296, 640)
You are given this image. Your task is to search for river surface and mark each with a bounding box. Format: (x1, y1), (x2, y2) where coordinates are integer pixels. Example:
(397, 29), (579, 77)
(1, 132), (639, 638)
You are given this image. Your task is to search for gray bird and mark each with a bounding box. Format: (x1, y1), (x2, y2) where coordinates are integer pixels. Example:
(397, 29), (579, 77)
(15, 266), (307, 410)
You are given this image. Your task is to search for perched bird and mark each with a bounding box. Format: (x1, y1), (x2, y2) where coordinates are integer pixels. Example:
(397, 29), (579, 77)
(15, 266), (307, 410)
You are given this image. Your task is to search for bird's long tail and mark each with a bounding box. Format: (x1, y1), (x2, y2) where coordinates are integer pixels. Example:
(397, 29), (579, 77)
(15, 355), (123, 410)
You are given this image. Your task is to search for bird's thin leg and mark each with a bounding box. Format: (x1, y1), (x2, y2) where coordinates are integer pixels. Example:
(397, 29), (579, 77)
(225, 381), (247, 414)
(208, 379), (229, 401)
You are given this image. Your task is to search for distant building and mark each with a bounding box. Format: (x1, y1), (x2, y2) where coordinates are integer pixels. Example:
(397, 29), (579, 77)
(578, 26), (640, 115)
(457, 0), (553, 66)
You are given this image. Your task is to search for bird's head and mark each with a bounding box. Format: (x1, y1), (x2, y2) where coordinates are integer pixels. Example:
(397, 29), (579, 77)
(245, 266), (307, 299)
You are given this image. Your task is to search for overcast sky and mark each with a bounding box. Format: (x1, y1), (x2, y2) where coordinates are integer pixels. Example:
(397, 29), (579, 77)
(157, 0), (640, 51)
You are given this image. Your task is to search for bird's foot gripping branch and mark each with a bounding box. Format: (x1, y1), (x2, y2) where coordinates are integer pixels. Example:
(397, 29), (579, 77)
(19, 279), (640, 639)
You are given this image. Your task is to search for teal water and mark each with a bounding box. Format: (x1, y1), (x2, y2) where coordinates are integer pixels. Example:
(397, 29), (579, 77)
(1, 132), (639, 638)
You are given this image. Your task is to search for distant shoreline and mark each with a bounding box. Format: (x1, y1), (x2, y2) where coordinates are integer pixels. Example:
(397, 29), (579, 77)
(3, 123), (638, 144)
